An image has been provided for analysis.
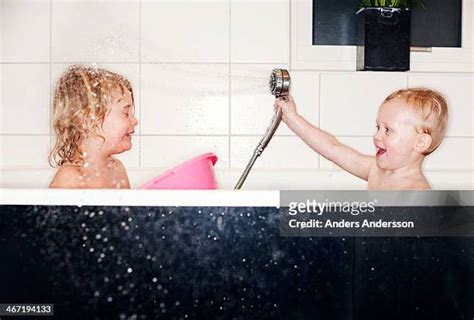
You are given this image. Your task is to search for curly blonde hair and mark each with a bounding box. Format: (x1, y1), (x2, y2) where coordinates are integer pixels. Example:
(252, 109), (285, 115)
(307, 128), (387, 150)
(49, 65), (134, 167)
(385, 88), (448, 155)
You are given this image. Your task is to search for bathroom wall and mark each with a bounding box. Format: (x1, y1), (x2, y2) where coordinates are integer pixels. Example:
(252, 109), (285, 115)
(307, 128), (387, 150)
(1, 0), (473, 189)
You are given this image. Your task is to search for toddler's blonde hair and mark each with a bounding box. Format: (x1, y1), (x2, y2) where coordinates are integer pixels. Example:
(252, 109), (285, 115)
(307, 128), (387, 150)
(49, 65), (134, 167)
(385, 88), (448, 155)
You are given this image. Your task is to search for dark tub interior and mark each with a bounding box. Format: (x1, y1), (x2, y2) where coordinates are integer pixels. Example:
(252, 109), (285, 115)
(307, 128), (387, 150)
(0, 205), (473, 319)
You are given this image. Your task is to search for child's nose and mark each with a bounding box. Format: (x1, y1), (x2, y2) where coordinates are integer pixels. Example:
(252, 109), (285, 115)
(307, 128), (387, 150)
(373, 131), (382, 140)
(131, 115), (138, 126)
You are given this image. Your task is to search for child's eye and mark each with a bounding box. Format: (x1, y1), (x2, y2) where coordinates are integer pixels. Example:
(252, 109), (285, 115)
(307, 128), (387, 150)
(376, 125), (380, 131)
(385, 128), (390, 134)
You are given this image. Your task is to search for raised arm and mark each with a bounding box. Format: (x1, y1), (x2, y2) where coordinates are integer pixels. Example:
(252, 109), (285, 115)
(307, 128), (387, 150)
(275, 96), (373, 181)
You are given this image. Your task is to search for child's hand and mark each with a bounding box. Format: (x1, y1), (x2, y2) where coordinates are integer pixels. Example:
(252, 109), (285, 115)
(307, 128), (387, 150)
(274, 95), (298, 123)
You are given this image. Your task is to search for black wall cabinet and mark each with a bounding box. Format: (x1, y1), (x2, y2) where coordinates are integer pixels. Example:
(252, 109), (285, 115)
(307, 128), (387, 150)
(313, 0), (462, 47)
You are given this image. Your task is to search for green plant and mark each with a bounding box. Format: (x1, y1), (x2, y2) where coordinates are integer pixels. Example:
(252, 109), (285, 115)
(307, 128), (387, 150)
(360, 0), (425, 9)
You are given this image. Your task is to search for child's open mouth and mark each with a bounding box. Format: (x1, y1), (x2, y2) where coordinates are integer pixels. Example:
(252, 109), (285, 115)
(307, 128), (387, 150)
(376, 147), (386, 157)
(126, 131), (134, 138)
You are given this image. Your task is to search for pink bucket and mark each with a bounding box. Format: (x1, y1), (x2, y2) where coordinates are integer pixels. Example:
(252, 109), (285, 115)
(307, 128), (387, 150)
(139, 153), (218, 190)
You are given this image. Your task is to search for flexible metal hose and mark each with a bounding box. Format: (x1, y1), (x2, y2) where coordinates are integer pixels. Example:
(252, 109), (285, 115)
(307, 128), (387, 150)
(234, 69), (290, 190)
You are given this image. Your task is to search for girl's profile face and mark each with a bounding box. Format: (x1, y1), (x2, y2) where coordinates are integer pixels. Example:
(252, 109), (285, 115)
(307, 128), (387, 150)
(100, 86), (138, 155)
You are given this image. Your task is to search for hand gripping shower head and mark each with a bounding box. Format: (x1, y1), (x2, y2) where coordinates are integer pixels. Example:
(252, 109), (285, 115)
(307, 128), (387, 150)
(234, 69), (291, 190)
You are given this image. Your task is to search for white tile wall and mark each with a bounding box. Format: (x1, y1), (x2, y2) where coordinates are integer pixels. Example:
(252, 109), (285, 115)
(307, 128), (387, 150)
(231, 64), (287, 135)
(231, 136), (318, 169)
(141, 0), (229, 63)
(0, 135), (50, 167)
(231, 0), (289, 63)
(0, 64), (2, 125)
(51, 0), (140, 62)
(0, 0), (50, 62)
(424, 138), (474, 170)
(320, 73), (408, 136)
(141, 64), (229, 135)
(231, 66), (319, 136)
(1, 64), (50, 135)
(141, 136), (229, 169)
(0, 0), (472, 189)
(408, 73), (474, 137)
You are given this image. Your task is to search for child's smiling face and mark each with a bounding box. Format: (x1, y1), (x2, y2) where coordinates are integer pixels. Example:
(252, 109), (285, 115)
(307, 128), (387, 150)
(101, 86), (138, 155)
(373, 99), (423, 170)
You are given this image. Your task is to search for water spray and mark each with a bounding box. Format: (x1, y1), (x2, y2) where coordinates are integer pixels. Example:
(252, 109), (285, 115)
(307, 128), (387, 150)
(234, 69), (291, 190)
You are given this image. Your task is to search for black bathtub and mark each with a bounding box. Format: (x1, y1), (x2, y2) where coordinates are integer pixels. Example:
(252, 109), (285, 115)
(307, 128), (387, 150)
(0, 190), (472, 319)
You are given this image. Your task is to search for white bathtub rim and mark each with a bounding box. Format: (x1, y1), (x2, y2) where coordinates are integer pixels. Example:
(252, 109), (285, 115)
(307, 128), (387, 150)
(0, 189), (280, 207)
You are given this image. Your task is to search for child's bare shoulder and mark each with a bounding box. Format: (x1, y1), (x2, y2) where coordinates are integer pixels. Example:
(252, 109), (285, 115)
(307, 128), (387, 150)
(407, 177), (431, 190)
(110, 158), (131, 188)
(113, 158), (126, 170)
(109, 158), (126, 174)
(49, 163), (83, 188)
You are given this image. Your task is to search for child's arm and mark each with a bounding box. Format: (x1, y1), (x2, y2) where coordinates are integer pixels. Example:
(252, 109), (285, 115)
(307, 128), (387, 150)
(275, 96), (373, 181)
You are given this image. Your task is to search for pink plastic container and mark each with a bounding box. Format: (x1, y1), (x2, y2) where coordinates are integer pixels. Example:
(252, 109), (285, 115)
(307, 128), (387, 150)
(139, 153), (218, 190)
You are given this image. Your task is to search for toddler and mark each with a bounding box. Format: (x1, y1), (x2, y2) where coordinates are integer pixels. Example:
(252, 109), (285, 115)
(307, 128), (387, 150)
(49, 65), (138, 189)
(274, 88), (448, 189)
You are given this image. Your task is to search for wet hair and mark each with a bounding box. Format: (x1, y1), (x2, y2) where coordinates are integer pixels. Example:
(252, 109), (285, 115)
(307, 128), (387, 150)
(384, 88), (448, 155)
(49, 65), (134, 167)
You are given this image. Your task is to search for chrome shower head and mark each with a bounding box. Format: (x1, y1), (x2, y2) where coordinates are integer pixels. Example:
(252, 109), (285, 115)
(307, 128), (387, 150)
(234, 68), (291, 190)
(269, 69), (291, 99)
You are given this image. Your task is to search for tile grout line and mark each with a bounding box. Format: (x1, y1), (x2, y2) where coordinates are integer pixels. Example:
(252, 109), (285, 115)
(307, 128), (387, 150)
(0, 60), (290, 66)
(288, 0), (291, 71)
(3, 133), (472, 139)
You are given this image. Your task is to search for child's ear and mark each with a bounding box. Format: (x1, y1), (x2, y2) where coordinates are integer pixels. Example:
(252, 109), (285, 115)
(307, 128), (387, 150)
(414, 133), (432, 154)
